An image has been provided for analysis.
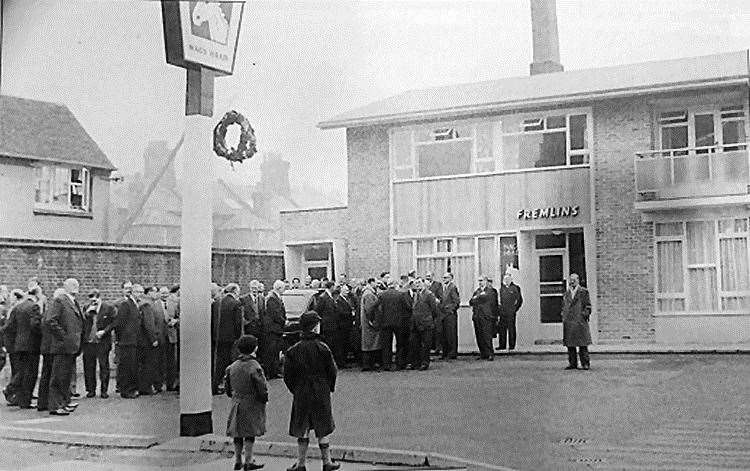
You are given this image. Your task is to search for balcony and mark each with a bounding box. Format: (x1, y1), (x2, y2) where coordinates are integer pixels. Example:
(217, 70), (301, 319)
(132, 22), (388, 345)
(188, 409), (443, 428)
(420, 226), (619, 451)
(634, 143), (750, 209)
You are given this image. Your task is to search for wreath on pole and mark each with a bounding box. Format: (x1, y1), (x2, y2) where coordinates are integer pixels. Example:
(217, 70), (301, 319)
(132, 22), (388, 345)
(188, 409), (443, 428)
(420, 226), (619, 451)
(213, 110), (257, 167)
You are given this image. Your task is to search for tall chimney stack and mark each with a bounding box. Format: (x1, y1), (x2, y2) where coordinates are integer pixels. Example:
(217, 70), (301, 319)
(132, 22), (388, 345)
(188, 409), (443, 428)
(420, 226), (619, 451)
(529, 0), (564, 75)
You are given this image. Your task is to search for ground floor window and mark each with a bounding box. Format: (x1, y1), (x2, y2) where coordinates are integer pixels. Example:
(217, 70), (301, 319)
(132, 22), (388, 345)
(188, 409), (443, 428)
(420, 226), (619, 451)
(394, 234), (518, 304)
(655, 218), (750, 313)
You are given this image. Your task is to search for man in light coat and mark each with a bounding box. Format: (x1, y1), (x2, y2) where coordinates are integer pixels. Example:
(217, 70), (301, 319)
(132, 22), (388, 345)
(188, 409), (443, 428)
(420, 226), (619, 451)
(561, 273), (592, 370)
(359, 278), (381, 371)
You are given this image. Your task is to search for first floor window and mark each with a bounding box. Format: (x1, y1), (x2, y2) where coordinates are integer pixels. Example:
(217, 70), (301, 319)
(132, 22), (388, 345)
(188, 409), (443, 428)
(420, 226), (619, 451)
(655, 218), (750, 312)
(35, 165), (91, 212)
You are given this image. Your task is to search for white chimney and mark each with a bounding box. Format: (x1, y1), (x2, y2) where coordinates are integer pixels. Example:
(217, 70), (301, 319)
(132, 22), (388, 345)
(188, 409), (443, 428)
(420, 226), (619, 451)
(529, 0), (564, 75)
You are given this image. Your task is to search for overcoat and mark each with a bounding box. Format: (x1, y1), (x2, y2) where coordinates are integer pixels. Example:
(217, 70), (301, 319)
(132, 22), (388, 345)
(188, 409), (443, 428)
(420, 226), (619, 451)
(411, 289), (439, 332)
(5, 299), (41, 353)
(106, 297), (141, 346)
(283, 332), (337, 439)
(82, 302), (116, 345)
(138, 300), (159, 347)
(314, 291), (338, 333)
(438, 282), (460, 321)
(377, 288), (411, 328)
(263, 292), (286, 336)
(469, 288), (498, 321)
(47, 294), (84, 355)
(225, 354), (268, 438)
(359, 287), (381, 352)
(561, 286), (592, 347)
(499, 283), (523, 318)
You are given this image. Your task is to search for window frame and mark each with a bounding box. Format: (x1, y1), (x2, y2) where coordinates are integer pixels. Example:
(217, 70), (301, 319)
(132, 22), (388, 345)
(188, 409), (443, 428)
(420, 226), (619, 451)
(656, 104), (748, 156)
(34, 164), (93, 214)
(654, 218), (750, 315)
(389, 108), (592, 183)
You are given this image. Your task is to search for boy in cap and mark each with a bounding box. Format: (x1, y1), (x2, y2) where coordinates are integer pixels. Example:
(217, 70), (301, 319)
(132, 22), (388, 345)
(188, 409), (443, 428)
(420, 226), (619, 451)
(283, 311), (339, 471)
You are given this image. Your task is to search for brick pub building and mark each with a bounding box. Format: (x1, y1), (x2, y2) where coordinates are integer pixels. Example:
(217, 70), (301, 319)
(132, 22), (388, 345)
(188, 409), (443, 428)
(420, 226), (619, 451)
(281, 2), (750, 349)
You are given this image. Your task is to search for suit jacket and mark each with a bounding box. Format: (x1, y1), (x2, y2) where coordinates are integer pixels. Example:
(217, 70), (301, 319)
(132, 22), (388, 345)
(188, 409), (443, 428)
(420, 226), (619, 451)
(315, 291), (338, 333)
(82, 301), (115, 345)
(138, 300), (159, 347)
(499, 283), (523, 317)
(410, 289), (439, 331)
(469, 287), (499, 321)
(239, 292), (264, 335)
(427, 280), (443, 302)
(106, 297), (141, 346)
(562, 286), (592, 347)
(214, 294), (242, 344)
(47, 294), (84, 355)
(151, 300), (170, 345)
(378, 288), (411, 328)
(263, 291), (286, 336)
(155, 298), (179, 344)
(4, 299), (42, 353)
(438, 282), (460, 320)
(334, 294), (354, 331)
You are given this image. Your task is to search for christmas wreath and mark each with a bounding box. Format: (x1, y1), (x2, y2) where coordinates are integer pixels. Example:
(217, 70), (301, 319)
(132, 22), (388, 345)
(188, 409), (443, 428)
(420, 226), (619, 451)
(213, 110), (257, 166)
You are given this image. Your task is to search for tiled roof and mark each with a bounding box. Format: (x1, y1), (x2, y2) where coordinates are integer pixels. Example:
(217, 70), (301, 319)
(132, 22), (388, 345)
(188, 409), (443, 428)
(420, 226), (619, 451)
(319, 50), (750, 129)
(0, 95), (115, 170)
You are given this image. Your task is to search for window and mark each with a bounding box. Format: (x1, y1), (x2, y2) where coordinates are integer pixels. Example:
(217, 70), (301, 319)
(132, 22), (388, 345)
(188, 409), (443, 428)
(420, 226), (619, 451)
(35, 165), (91, 212)
(501, 112), (590, 169)
(657, 105), (747, 155)
(390, 111), (590, 180)
(655, 219), (750, 313)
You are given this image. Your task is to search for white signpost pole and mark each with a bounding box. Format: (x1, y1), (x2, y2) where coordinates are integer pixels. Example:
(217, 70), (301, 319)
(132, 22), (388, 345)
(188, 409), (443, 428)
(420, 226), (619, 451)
(161, 0), (245, 436)
(178, 72), (216, 434)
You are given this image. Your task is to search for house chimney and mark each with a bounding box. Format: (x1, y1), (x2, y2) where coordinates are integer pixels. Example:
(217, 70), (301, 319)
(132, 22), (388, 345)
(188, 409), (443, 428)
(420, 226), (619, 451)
(529, 0), (564, 75)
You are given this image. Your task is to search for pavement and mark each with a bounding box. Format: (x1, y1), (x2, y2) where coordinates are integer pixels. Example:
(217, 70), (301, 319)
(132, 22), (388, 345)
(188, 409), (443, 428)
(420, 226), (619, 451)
(0, 353), (749, 470)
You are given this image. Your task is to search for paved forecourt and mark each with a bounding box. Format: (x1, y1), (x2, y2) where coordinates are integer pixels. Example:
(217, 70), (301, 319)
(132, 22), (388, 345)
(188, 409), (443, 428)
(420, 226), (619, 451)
(0, 354), (748, 470)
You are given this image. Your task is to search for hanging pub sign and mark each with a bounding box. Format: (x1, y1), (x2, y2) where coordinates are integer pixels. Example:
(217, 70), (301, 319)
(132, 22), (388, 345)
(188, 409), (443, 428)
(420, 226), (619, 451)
(162, 1), (244, 76)
(517, 205), (580, 220)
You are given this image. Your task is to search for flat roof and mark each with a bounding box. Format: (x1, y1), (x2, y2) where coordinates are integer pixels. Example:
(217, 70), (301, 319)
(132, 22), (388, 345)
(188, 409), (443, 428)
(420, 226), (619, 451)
(319, 50), (750, 129)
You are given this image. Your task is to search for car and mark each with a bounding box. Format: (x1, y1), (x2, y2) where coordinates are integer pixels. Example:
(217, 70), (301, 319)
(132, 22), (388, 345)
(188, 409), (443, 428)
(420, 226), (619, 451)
(280, 288), (319, 349)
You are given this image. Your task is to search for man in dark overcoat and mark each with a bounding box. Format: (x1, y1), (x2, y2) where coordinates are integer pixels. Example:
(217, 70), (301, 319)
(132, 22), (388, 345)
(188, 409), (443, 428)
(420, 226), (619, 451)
(36, 290), (59, 411)
(101, 281), (141, 398)
(239, 280), (264, 339)
(283, 311), (340, 471)
(313, 281), (340, 363)
(260, 280), (286, 379)
(469, 276), (498, 361)
(497, 273), (523, 352)
(47, 278), (84, 415)
(378, 280), (412, 370)
(438, 272), (460, 360)
(424, 272), (443, 354)
(561, 273), (592, 370)
(409, 278), (440, 370)
(135, 285), (160, 395)
(333, 284), (355, 367)
(3, 291), (42, 408)
(81, 289), (115, 398)
(212, 283), (243, 394)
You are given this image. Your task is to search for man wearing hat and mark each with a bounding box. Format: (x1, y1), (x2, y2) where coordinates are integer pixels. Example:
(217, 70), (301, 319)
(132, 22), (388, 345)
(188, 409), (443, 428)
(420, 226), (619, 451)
(82, 289), (115, 398)
(283, 311), (340, 471)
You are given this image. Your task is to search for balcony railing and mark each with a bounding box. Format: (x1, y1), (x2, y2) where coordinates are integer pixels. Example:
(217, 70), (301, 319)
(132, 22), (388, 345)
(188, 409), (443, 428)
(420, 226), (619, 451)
(635, 143), (749, 201)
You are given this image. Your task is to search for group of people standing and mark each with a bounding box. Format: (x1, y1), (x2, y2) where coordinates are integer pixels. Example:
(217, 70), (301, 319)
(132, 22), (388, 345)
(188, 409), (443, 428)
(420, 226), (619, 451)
(0, 278), (181, 416)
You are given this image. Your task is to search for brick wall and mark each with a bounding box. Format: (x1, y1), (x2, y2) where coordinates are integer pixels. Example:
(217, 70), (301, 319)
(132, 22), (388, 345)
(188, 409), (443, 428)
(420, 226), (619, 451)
(593, 98), (656, 342)
(0, 238), (283, 302)
(345, 126), (391, 278)
(280, 207), (348, 243)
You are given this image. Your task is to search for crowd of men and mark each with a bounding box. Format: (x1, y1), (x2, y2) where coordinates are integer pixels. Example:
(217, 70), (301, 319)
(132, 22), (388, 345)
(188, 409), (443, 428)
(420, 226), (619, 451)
(0, 266), (589, 415)
(0, 278), (180, 415)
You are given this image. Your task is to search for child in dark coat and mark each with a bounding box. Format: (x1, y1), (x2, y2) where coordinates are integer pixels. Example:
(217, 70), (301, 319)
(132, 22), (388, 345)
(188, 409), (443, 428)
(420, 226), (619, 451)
(225, 335), (268, 470)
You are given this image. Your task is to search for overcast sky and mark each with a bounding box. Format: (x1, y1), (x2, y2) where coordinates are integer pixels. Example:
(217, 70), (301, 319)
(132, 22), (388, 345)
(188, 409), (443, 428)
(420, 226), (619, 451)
(2, 0), (749, 204)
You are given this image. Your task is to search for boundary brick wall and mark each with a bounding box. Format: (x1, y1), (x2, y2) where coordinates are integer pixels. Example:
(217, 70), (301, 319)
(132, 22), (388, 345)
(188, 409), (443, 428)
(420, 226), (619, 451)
(593, 97), (656, 342)
(0, 238), (283, 301)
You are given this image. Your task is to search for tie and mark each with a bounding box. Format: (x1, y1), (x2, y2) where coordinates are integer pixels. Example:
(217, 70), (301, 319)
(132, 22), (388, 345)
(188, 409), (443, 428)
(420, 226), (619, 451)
(163, 301), (168, 312)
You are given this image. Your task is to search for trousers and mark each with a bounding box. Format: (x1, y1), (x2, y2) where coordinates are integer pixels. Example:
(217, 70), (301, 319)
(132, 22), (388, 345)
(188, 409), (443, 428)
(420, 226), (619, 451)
(473, 316), (495, 359)
(117, 345), (139, 396)
(409, 328), (433, 368)
(49, 354), (75, 410)
(37, 354), (54, 410)
(438, 313), (458, 358)
(15, 352), (40, 407)
(82, 342), (110, 394)
(497, 312), (517, 350)
(213, 341), (234, 392)
(567, 346), (590, 367)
